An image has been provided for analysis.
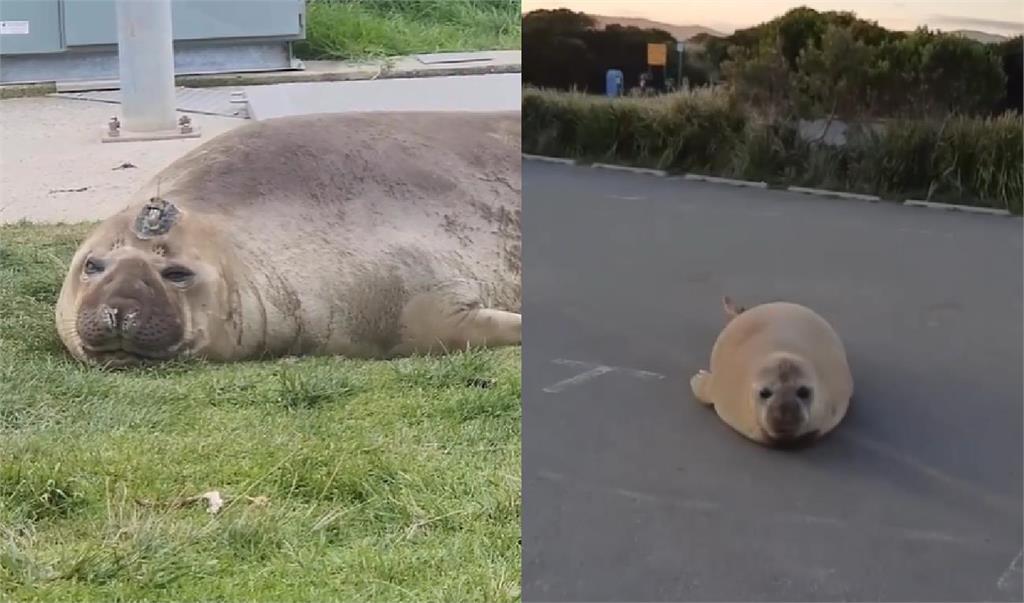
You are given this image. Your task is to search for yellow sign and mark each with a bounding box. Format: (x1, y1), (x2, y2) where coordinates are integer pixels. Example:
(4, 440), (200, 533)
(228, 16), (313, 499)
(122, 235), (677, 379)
(647, 43), (667, 66)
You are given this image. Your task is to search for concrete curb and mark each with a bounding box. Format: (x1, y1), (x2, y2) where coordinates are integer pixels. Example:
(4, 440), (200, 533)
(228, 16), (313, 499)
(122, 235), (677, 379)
(904, 200), (1012, 216)
(522, 154), (1019, 215)
(591, 163), (667, 177)
(682, 174), (768, 189)
(522, 154), (576, 165)
(178, 62), (521, 89)
(2, 59), (521, 99)
(788, 186), (880, 202)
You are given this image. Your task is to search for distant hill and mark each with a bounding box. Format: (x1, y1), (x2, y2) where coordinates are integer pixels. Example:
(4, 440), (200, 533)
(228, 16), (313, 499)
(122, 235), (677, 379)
(587, 14), (726, 41)
(584, 14), (1014, 45)
(947, 29), (1012, 44)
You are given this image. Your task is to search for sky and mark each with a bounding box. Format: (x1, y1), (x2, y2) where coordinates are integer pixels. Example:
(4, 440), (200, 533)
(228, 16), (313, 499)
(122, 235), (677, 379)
(520, 0), (1024, 36)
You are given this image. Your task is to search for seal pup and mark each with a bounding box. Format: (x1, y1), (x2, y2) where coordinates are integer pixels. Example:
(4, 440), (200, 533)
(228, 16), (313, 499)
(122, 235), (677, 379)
(690, 296), (853, 447)
(55, 112), (522, 367)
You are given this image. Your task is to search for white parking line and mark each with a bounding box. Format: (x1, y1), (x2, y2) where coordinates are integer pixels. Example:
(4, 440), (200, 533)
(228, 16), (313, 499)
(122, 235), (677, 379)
(543, 359), (665, 393)
(997, 548), (1023, 592)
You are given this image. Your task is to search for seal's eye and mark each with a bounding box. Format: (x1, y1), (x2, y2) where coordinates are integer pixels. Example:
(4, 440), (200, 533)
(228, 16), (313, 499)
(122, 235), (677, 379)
(758, 388), (772, 400)
(796, 386), (811, 400)
(83, 258), (105, 275)
(161, 266), (195, 284)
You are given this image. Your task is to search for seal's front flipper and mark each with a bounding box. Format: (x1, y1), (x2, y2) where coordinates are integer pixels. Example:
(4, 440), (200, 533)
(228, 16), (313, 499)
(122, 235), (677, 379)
(394, 291), (521, 357)
(453, 308), (521, 349)
(690, 370), (714, 405)
(722, 295), (746, 322)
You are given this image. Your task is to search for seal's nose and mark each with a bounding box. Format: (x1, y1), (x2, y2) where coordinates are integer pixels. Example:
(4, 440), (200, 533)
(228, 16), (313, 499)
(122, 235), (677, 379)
(99, 300), (141, 336)
(769, 401), (803, 426)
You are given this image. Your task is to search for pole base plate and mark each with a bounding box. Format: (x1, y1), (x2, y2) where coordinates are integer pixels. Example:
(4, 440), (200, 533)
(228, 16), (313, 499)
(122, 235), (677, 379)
(101, 125), (202, 143)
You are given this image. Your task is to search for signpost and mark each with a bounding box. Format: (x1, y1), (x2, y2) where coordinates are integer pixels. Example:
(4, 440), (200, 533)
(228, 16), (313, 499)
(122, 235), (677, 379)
(646, 42), (666, 67)
(645, 42), (668, 92)
(676, 41), (685, 91)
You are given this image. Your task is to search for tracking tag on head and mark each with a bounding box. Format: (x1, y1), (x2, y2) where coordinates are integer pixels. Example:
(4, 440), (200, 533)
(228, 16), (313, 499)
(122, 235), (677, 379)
(132, 198), (180, 240)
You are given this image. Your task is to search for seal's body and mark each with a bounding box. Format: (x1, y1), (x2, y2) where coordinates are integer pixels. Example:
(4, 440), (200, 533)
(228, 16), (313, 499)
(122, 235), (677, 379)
(690, 297), (852, 446)
(56, 112), (521, 367)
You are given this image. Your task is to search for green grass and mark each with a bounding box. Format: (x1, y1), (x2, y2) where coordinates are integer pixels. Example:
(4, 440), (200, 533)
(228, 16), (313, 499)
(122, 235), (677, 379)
(523, 86), (1024, 214)
(0, 222), (521, 602)
(296, 0), (521, 61)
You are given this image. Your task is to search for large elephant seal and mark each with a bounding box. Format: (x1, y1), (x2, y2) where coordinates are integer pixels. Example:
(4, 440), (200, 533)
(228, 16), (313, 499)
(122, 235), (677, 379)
(690, 296), (853, 447)
(55, 111), (521, 368)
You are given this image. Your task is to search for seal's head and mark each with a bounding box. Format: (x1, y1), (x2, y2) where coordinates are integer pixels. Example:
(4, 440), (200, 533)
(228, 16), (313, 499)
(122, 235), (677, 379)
(751, 352), (819, 444)
(56, 198), (226, 368)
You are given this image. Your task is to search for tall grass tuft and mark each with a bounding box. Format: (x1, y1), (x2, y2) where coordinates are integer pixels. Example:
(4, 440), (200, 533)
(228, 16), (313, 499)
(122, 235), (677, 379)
(297, 0), (520, 61)
(523, 87), (747, 172)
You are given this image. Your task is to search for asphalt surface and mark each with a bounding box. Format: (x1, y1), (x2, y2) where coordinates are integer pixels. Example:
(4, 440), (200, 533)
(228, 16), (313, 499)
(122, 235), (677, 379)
(521, 161), (1023, 602)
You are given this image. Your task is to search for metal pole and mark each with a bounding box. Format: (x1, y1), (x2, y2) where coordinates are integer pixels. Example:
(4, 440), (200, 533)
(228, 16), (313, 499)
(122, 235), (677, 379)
(676, 49), (683, 90)
(115, 0), (177, 132)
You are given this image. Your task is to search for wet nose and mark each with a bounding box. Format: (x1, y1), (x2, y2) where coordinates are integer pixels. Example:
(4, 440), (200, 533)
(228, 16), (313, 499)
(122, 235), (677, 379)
(99, 299), (142, 334)
(770, 401), (802, 424)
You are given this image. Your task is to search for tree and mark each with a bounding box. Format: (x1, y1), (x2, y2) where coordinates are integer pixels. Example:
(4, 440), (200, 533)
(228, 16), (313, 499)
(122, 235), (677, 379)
(522, 9), (597, 90)
(796, 25), (875, 121)
(722, 37), (797, 121)
(866, 29), (929, 117)
(919, 34), (1006, 116)
(521, 9), (695, 93)
(776, 7), (828, 69)
(521, 8), (595, 35)
(994, 36), (1023, 114)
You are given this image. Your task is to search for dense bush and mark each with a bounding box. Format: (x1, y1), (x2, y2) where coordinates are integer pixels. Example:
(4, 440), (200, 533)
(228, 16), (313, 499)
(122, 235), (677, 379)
(523, 87), (1023, 214)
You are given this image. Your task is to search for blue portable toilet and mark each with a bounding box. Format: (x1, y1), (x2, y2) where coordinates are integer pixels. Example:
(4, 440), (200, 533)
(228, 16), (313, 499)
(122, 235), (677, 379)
(606, 69), (624, 97)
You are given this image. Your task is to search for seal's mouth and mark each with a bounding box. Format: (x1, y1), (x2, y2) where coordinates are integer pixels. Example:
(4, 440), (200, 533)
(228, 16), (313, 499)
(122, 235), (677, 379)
(81, 344), (179, 369)
(761, 427), (821, 449)
(765, 421), (804, 438)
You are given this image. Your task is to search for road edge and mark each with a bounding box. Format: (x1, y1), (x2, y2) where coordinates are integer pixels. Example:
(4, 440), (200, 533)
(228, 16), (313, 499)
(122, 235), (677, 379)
(522, 153), (1016, 216)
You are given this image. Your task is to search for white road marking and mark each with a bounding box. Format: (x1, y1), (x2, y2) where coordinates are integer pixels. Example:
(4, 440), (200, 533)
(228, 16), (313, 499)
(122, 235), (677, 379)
(542, 365), (615, 393)
(552, 359), (665, 380)
(838, 431), (1019, 515)
(543, 359), (665, 393)
(534, 469), (985, 547)
(997, 548), (1023, 592)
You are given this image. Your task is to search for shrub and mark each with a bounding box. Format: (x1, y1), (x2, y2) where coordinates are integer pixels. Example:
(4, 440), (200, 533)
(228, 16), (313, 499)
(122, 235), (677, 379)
(522, 86), (1024, 213)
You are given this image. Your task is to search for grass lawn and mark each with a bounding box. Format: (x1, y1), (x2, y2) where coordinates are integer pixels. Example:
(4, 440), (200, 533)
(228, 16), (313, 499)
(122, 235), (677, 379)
(0, 222), (521, 602)
(297, 0), (521, 61)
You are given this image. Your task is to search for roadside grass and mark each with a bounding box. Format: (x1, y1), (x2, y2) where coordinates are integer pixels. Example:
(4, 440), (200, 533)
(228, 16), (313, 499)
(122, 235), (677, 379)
(297, 0), (521, 61)
(0, 222), (521, 602)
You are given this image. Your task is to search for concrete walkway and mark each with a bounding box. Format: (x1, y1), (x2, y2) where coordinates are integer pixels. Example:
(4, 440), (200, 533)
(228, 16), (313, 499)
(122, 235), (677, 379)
(0, 96), (244, 224)
(0, 51), (522, 225)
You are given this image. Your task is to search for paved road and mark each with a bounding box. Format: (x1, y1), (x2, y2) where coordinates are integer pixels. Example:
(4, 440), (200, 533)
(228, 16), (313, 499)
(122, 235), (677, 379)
(521, 161), (1023, 602)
